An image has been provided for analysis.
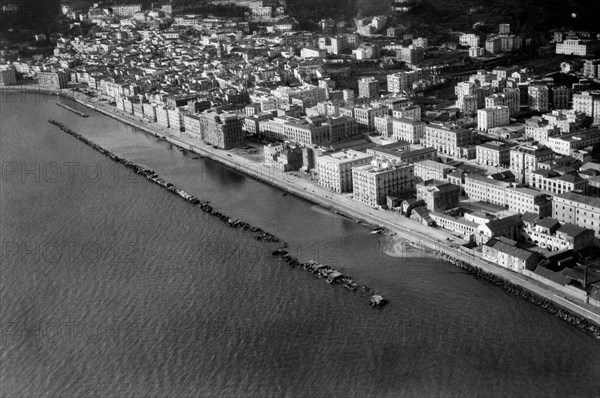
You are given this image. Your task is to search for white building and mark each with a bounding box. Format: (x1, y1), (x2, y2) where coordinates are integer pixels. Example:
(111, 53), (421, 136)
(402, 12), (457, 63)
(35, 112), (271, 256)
(316, 150), (372, 193)
(477, 106), (510, 131)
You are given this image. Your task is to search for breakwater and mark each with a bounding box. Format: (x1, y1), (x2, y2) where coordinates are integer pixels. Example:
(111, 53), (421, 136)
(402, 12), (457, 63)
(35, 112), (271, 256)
(48, 119), (386, 308)
(440, 253), (600, 339)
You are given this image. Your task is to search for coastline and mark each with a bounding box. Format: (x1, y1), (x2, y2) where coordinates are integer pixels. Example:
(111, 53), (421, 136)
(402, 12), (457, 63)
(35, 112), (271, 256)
(4, 87), (600, 333)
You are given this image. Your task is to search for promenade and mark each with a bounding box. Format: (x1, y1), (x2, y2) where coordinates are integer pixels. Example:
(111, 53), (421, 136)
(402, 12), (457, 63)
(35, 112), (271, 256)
(8, 86), (598, 326)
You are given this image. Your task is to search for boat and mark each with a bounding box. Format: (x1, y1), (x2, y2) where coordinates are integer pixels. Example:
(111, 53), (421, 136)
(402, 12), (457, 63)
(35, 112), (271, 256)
(371, 227), (384, 234)
(55, 102), (89, 117)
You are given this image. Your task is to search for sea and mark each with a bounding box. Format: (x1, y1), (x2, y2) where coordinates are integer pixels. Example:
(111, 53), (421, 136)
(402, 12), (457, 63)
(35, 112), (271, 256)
(1, 93), (599, 397)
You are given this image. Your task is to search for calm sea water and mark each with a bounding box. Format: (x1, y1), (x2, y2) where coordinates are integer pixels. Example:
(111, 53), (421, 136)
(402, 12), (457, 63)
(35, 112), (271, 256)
(1, 94), (599, 397)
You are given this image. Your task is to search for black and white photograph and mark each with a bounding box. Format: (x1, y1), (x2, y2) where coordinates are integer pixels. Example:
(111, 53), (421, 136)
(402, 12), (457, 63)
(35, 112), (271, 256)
(1, 0), (600, 396)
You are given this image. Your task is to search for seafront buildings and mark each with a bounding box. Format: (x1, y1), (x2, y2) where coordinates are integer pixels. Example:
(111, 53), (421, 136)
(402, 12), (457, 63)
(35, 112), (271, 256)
(3, 2), (600, 310)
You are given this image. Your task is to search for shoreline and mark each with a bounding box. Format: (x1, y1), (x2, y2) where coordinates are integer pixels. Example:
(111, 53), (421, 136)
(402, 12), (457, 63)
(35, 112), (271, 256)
(5, 87), (600, 333)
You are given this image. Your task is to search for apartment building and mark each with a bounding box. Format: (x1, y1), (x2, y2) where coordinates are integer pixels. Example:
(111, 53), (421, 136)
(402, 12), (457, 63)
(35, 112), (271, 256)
(353, 106), (387, 130)
(475, 141), (511, 167)
(551, 86), (570, 110)
(572, 91), (600, 122)
(183, 111), (245, 149)
(459, 34), (480, 48)
(37, 71), (68, 89)
(391, 105), (422, 121)
(524, 117), (560, 145)
(530, 169), (588, 194)
(485, 89), (520, 115)
(552, 192), (600, 237)
(387, 70), (421, 94)
(528, 85), (549, 112)
(547, 128), (600, 156)
(506, 187), (552, 216)
(352, 160), (415, 206)
(510, 144), (555, 184)
(358, 77), (379, 98)
(477, 106), (510, 131)
(316, 150), (372, 193)
(414, 160), (454, 181)
(391, 117), (426, 143)
(423, 125), (474, 158)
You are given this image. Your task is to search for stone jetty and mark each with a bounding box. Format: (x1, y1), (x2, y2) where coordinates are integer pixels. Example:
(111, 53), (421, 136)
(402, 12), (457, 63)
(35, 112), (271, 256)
(48, 119), (381, 307)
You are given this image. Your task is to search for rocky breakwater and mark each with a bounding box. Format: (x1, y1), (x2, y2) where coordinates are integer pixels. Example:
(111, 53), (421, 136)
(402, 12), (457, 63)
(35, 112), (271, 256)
(440, 252), (600, 339)
(48, 119), (382, 307)
(271, 248), (387, 308)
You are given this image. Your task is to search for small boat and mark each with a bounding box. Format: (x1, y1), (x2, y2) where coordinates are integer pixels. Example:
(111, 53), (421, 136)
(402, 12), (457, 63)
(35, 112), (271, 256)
(282, 193), (288, 197)
(371, 227), (384, 234)
(179, 148), (185, 152)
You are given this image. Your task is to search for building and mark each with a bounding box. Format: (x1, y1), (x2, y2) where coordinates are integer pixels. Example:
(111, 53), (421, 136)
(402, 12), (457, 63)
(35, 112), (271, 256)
(572, 91), (600, 122)
(530, 169), (588, 195)
(522, 214), (595, 251)
(390, 117), (425, 143)
(482, 238), (539, 272)
(259, 115), (356, 146)
(510, 145), (555, 184)
(485, 89), (520, 115)
(358, 77), (379, 98)
(583, 59), (600, 79)
(414, 160), (454, 181)
(459, 34), (480, 48)
(499, 24), (510, 34)
(556, 39), (600, 56)
(36, 71), (68, 89)
(475, 141), (511, 167)
(352, 160), (415, 206)
(477, 106), (510, 131)
(552, 192), (600, 237)
(416, 180), (460, 211)
(186, 111), (245, 149)
(476, 214), (522, 245)
(111, 4), (142, 16)
(387, 70), (421, 94)
(353, 106), (387, 130)
(263, 143), (303, 171)
(396, 45), (424, 65)
(300, 48), (327, 59)
(506, 187), (552, 216)
(316, 150), (372, 193)
(551, 86), (570, 110)
(528, 85), (549, 112)
(547, 128), (600, 156)
(423, 125), (474, 158)
(0, 69), (17, 86)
